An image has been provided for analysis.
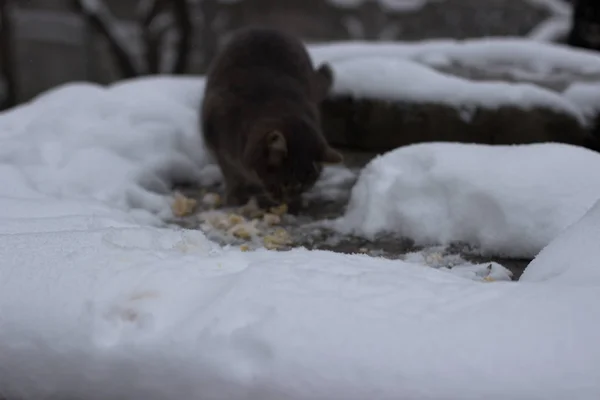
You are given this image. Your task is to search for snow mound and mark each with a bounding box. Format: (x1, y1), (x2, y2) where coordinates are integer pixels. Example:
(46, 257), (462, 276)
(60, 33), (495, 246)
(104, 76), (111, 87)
(335, 142), (600, 258)
(330, 57), (583, 120)
(521, 198), (600, 284)
(0, 77), (208, 225)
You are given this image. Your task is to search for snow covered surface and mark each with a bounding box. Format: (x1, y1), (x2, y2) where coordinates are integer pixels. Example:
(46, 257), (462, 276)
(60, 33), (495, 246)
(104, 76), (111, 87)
(1, 70), (600, 398)
(527, 16), (570, 42)
(330, 57), (584, 119)
(521, 198), (600, 284)
(564, 82), (600, 120)
(327, 0), (438, 11)
(310, 37), (600, 77)
(335, 142), (600, 258)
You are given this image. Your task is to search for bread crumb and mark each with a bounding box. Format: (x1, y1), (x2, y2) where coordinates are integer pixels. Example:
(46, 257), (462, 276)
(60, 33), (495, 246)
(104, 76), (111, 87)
(264, 228), (292, 249)
(263, 213), (281, 225)
(228, 213), (245, 225)
(172, 192), (197, 217)
(240, 244), (250, 252)
(230, 225), (252, 239)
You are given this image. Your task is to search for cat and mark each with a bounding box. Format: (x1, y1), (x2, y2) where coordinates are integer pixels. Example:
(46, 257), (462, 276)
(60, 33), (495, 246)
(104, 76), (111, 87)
(567, 0), (600, 51)
(201, 27), (343, 212)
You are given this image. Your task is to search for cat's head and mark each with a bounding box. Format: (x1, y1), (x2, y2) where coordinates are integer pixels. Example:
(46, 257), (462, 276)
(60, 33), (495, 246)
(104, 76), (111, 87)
(243, 117), (343, 204)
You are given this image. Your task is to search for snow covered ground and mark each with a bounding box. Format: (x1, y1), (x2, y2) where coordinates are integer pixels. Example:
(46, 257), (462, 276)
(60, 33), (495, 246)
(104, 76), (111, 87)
(2, 40), (600, 398)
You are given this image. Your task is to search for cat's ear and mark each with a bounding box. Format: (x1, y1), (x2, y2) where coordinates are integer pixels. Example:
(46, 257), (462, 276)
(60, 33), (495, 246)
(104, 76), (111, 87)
(266, 130), (287, 166)
(321, 146), (343, 164)
(313, 63), (334, 103)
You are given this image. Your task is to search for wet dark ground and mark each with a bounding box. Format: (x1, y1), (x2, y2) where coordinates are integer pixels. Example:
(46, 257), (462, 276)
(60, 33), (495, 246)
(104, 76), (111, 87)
(173, 150), (531, 280)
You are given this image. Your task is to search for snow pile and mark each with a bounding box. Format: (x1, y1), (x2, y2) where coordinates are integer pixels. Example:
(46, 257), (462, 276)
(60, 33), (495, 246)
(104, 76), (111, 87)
(330, 57), (583, 120)
(0, 77), (208, 226)
(335, 142), (600, 258)
(521, 198), (600, 284)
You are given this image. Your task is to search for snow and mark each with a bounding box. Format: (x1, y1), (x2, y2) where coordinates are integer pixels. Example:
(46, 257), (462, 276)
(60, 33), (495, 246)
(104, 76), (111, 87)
(2, 227), (600, 399)
(520, 198), (600, 284)
(330, 57), (583, 120)
(564, 82), (600, 120)
(1, 59), (600, 398)
(334, 142), (600, 259)
(0, 77), (208, 227)
(527, 16), (570, 42)
(309, 37), (600, 77)
(328, 0), (439, 12)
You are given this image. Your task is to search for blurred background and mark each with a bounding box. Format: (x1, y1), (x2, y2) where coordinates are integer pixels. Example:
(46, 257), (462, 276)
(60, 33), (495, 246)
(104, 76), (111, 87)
(0, 0), (578, 111)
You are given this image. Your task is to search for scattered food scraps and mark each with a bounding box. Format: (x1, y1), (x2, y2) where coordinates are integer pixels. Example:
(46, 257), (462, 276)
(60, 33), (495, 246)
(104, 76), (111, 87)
(172, 192), (197, 217)
(264, 228), (292, 250)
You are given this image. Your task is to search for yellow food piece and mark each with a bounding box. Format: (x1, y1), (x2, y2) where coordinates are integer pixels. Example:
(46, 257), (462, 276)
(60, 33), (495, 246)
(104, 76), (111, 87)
(228, 213), (245, 225)
(230, 225), (252, 239)
(269, 203), (288, 216)
(171, 192), (197, 217)
(483, 276), (495, 282)
(240, 244), (250, 252)
(263, 228), (292, 249)
(263, 213), (281, 225)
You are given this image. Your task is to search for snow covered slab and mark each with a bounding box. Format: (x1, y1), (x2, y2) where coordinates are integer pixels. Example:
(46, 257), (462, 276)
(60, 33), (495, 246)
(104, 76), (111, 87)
(329, 57), (583, 116)
(310, 37), (600, 83)
(311, 40), (600, 152)
(2, 77), (600, 399)
(334, 142), (600, 258)
(320, 57), (595, 152)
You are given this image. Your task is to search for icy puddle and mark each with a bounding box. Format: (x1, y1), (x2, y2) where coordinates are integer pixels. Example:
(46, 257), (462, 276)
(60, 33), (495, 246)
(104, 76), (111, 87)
(169, 153), (528, 282)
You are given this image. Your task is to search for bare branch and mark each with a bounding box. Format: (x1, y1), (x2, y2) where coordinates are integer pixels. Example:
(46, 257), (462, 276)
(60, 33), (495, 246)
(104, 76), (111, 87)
(72, 0), (140, 78)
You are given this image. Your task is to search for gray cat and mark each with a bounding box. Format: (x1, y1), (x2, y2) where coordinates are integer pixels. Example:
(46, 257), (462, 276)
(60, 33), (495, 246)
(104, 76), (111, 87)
(201, 27), (343, 211)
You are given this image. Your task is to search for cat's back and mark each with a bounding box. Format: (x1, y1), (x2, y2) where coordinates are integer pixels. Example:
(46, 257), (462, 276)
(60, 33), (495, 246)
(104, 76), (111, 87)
(205, 27), (314, 89)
